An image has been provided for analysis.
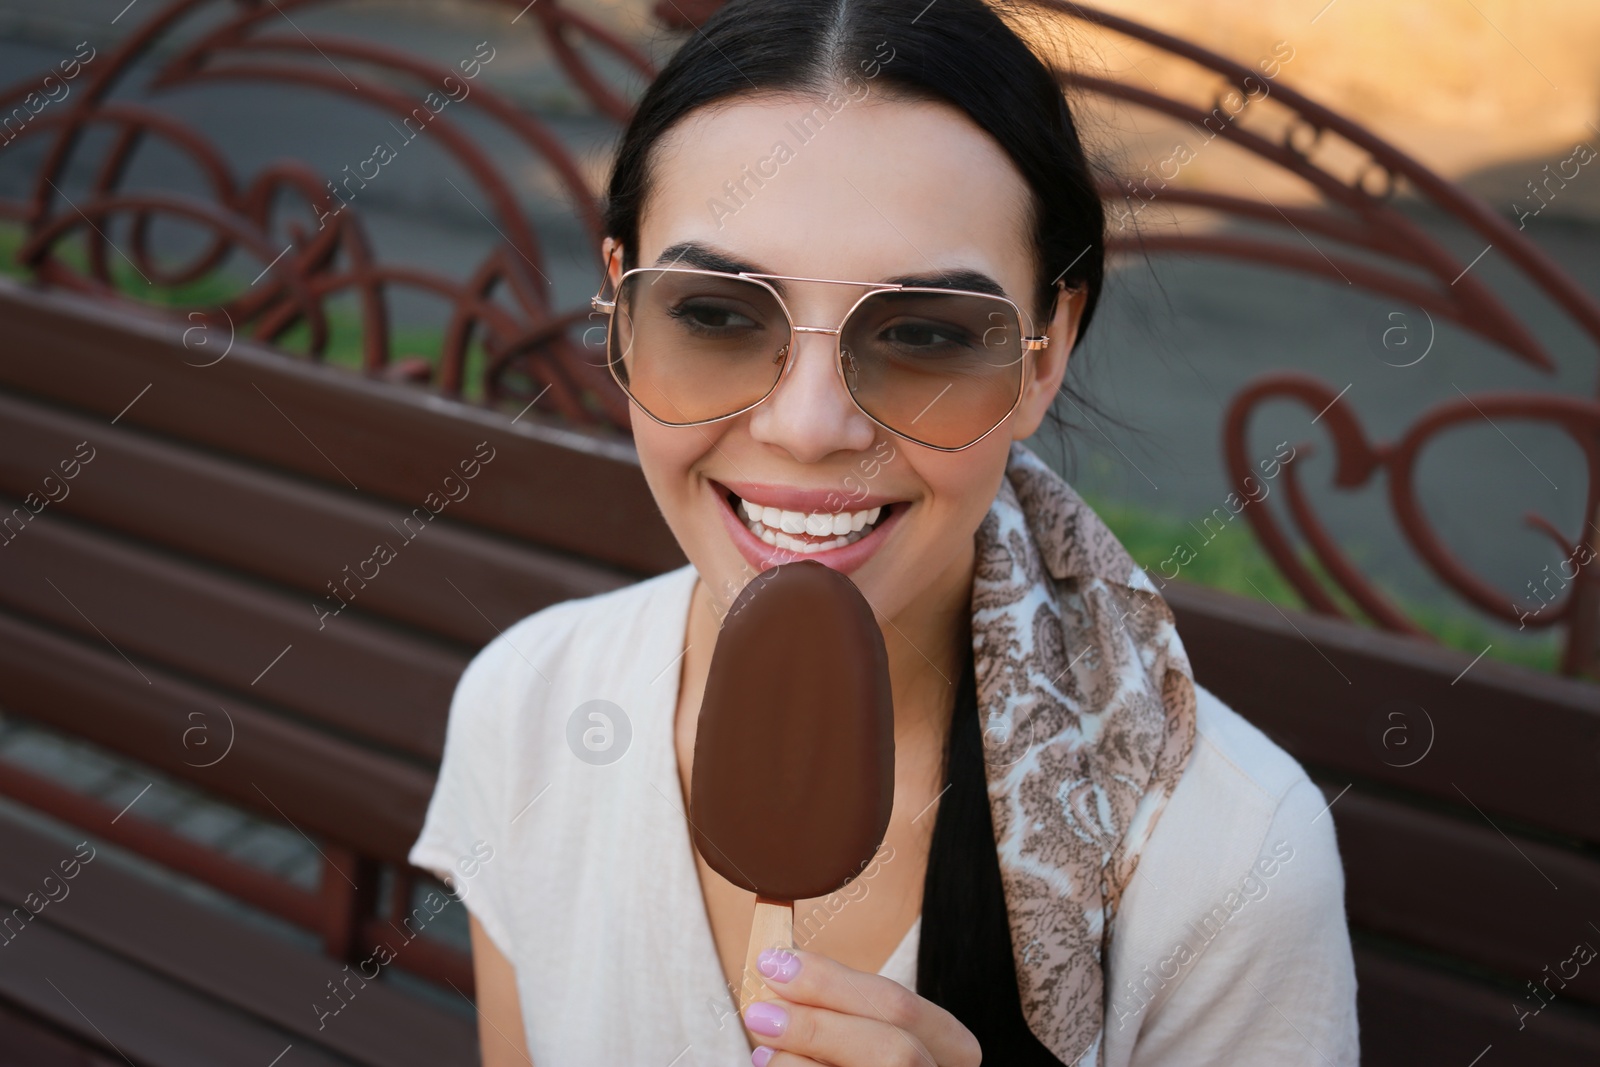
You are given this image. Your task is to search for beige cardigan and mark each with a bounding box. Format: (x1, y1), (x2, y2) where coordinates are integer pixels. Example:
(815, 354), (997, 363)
(409, 563), (1359, 1066)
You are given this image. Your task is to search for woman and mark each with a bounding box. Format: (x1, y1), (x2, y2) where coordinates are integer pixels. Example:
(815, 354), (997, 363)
(409, 0), (1360, 1063)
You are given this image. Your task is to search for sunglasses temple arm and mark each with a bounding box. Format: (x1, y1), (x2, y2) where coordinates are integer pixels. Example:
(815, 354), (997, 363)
(592, 244), (623, 311)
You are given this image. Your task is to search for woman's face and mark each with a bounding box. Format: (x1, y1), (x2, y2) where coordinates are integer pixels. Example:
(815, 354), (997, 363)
(615, 92), (1081, 625)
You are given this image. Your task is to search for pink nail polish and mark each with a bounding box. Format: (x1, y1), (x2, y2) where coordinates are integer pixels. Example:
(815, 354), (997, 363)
(757, 948), (802, 982)
(751, 1047), (774, 1067)
(743, 1000), (788, 1037)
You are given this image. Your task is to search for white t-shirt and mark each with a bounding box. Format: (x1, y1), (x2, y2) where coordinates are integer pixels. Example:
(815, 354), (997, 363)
(408, 563), (1359, 1066)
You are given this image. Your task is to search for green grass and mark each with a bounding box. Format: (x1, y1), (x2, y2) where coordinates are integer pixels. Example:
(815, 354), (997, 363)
(0, 222), (1567, 675)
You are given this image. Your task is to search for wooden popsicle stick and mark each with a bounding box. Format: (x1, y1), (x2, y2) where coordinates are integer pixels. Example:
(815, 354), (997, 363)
(739, 895), (794, 1012)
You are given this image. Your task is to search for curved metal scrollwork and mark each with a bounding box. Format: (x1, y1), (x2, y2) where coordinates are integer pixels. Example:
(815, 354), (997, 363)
(1036, 1), (1600, 677)
(0, 0), (654, 428)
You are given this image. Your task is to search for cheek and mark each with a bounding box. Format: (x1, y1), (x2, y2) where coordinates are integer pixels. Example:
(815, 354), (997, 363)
(909, 440), (1008, 533)
(634, 423), (697, 499)
(633, 421), (725, 543)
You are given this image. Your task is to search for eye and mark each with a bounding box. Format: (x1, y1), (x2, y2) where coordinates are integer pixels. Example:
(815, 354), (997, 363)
(668, 298), (763, 332)
(878, 318), (973, 350)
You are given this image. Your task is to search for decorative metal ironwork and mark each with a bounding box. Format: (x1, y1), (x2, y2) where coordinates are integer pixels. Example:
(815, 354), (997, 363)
(1033, 2), (1600, 677)
(0, 0), (655, 428)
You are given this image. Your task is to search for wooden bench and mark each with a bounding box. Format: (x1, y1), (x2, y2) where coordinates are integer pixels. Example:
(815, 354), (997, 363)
(0, 277), (679, 1065)
(4, 275), (1599, 1065)
(1166, 580), (1600, 1065)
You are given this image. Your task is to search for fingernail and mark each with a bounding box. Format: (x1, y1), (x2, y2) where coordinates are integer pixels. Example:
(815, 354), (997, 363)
(757, 948), (801, 982)
(751, 1048), (774, 1067)
(743, 1000), (788, 1037)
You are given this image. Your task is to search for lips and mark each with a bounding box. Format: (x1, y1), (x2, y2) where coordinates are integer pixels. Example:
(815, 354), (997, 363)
(711, 480), (907, 576)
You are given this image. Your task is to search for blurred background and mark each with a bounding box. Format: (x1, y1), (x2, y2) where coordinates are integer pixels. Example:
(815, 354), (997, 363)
(0, 2), (1596, 1065)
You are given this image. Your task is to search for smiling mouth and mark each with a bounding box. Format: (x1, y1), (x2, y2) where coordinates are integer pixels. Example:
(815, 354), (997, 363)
(722, 487), (896, 554)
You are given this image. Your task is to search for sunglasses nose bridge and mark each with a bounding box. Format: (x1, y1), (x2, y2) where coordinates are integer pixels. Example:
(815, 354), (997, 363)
(763, 317), (862, 413)
(768, 298), (878, 423)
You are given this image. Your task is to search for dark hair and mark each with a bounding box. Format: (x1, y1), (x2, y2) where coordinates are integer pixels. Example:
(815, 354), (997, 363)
(603, 0), (1106, 335)
(917, 645), (1066, 1061)
(604, 2), (1108, 1055)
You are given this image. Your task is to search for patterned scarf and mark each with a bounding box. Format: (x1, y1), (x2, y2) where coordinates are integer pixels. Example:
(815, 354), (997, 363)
(971, 441), (1198, 1065)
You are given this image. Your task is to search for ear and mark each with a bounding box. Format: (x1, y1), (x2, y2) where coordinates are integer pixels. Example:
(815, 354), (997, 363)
(1011, 282), (1087, 441)
(597, 237), (634, 430)
(601, 236), (625, 291)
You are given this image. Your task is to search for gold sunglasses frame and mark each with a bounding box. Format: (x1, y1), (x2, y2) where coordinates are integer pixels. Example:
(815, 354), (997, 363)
(589, 264), (1051, 452)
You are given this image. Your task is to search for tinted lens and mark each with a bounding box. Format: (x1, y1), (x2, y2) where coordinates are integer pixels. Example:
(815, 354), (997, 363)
(839, 290), (1027, 449)
(608, 270), (789, 424)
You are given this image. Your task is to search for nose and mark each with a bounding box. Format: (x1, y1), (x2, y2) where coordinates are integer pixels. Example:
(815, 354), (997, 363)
(745, 325), (878, 464)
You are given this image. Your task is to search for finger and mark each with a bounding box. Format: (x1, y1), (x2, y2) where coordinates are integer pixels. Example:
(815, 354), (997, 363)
(751, 1049), (824, 1067)
(749, 948), (978, 1066)
(743, 996), (937, 1067)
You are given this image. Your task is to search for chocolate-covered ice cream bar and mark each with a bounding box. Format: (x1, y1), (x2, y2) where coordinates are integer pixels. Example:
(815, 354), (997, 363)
(690, 560), (896, 1012)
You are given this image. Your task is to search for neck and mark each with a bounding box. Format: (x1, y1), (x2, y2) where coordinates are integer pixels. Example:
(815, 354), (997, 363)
(880, 542), (972, 755)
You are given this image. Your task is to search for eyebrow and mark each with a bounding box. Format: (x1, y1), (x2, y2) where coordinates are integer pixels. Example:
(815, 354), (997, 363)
(652, 241), (1010, 300)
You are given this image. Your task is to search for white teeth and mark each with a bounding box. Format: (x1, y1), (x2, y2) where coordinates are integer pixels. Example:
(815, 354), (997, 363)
(735, 493), (890, 552)
(774, 529), (858, 553)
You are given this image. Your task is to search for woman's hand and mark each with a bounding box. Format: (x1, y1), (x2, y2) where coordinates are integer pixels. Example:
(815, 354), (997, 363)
(740, 947), (981, 1067)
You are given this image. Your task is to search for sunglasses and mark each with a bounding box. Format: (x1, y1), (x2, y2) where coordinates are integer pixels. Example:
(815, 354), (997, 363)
(589, 261), (1053, 451)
